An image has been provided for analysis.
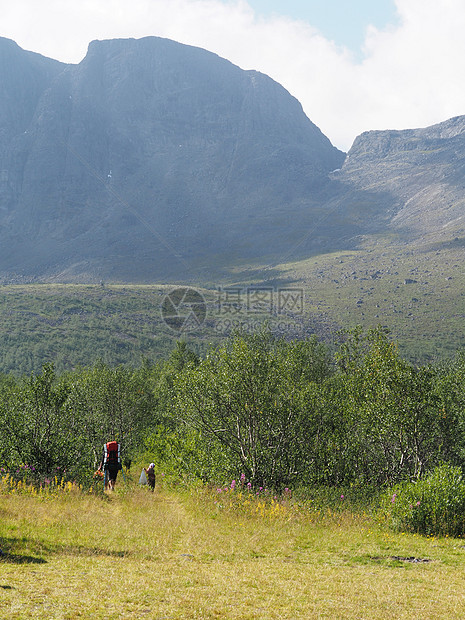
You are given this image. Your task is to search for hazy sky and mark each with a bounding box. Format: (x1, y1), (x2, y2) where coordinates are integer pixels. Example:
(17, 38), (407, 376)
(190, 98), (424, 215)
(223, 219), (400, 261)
(245, 0), (397, 55)
(2, 0), (465, 151)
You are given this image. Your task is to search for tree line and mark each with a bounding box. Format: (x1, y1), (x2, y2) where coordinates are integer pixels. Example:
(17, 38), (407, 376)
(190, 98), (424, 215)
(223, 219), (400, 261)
(1, 327), (465, 490)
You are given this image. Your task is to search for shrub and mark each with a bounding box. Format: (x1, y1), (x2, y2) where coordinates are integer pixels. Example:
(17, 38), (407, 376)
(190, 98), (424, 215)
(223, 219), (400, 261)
(383, 464), (465, 537)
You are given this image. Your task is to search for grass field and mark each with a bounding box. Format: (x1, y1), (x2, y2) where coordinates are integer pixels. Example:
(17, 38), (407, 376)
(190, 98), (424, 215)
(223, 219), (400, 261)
(0, 283), (300, 375)
(2, 475), (465, 619)
(273, 237), (465, 363)
(0, 229), (463, 376)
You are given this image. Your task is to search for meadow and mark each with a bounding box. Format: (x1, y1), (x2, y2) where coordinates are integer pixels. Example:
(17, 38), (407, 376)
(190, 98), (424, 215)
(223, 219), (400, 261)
(280, 238), (465, 363)
(0, 234), (464, 378)
(2, 474), (465, 619)
(1, 276), (465, 618)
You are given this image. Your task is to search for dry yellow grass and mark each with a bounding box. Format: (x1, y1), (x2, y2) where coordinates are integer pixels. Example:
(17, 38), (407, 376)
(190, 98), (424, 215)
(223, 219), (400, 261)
(1, 481), (465, 619)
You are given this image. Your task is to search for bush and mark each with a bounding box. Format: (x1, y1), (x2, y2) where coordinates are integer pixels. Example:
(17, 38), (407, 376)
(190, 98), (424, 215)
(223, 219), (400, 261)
(383, 464), (465, 537)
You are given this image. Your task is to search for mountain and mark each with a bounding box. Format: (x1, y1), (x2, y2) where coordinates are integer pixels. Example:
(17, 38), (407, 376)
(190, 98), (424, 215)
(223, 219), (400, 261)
(276, 116), (465, 362)
(332, 116), (465, 246)
(0, 38), (64, 145)
(0, 36), (344, 283)
(2, 35), (465, 287)
(2, 35), (465, 362)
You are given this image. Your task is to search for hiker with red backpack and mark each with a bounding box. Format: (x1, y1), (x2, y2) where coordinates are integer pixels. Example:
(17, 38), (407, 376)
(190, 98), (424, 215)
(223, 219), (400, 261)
(98, 441), (123, 491)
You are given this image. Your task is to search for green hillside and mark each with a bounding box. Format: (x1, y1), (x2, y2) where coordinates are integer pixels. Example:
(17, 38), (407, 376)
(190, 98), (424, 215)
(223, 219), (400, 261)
(263, 237), (465, 363)
(0, 235), (463, 375)
(0, 284), (208, 375)
(0, 283), (307, 375)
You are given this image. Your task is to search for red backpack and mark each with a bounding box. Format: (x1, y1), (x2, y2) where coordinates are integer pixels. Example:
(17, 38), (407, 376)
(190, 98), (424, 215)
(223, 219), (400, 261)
(103, 441), (122, 469)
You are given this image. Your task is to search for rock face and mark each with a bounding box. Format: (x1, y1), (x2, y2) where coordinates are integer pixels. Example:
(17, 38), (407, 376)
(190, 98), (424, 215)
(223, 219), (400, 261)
(334, 116), (465, 243)
(0, 38), (64, 213)
(0, 36), (344, 282)
(2, 35), (465, 284)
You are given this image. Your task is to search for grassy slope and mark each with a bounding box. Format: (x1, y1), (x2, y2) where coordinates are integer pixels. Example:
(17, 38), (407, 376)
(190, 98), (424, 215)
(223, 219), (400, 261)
(2, 480), (465, 619)
(0, 284), (221, 375)
(257, 236), (465, 363)
(0, 283), (299, 375)
(0, 230), (463, 375)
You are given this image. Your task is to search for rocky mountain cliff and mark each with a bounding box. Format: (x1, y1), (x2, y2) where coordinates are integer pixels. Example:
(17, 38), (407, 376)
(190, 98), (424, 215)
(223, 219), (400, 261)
(0, 36), (345, 282)
(333, 116), (465, 245)
(1, 35), (465, 284)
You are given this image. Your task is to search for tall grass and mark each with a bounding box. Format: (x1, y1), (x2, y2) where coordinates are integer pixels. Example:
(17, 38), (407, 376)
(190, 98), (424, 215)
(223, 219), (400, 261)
(1, 475), (465, 618)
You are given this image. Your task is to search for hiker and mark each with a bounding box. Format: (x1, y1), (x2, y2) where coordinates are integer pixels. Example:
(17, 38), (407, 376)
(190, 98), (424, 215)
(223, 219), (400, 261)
(98, 441), (122, 491)
(144, 463), (156, 491)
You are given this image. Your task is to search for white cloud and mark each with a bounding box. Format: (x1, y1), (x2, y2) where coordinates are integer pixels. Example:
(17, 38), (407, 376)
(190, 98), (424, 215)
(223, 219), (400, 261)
(355, 0), (465, 135)
(2, 0), (465, 151)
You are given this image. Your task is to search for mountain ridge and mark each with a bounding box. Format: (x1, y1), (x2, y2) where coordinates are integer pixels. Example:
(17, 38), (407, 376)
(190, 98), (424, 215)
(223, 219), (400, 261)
(1, 35), (465, 285)
(0, 35), (346, 283)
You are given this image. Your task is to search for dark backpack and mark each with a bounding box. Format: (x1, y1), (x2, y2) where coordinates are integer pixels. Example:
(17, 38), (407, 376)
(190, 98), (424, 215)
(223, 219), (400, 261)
(103, 441), (122, 470)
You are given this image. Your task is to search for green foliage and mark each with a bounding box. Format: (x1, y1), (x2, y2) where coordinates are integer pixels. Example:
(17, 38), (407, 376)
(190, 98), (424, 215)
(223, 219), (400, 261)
(169, 326), (465, 490)
(172, 330), (334, 489)
(143, 424), (228, 481)
(0, 364), (82, 478)
(0, 362), (159, 484)
(2, 324), (465, 503)
(336, 327), (454, 484)
(0, 284), (212, 376)
(383, 464), (465, 537)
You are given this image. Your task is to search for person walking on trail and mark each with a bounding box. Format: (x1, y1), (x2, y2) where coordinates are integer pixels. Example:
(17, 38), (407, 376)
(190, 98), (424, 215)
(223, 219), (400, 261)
(144, 463), (156, 491)
(98, 441), (122, 491)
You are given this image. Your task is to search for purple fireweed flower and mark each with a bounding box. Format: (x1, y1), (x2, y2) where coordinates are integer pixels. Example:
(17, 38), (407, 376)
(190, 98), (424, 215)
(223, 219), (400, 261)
(341, 494), (344, 500)
(247, 482), (252, 489)
(240, 473), (246, 483)
(231, 480), (236, 490)
(217, 488), (222, 493)
(416, 501), (421, 506)
(391, 494), (397, 503)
